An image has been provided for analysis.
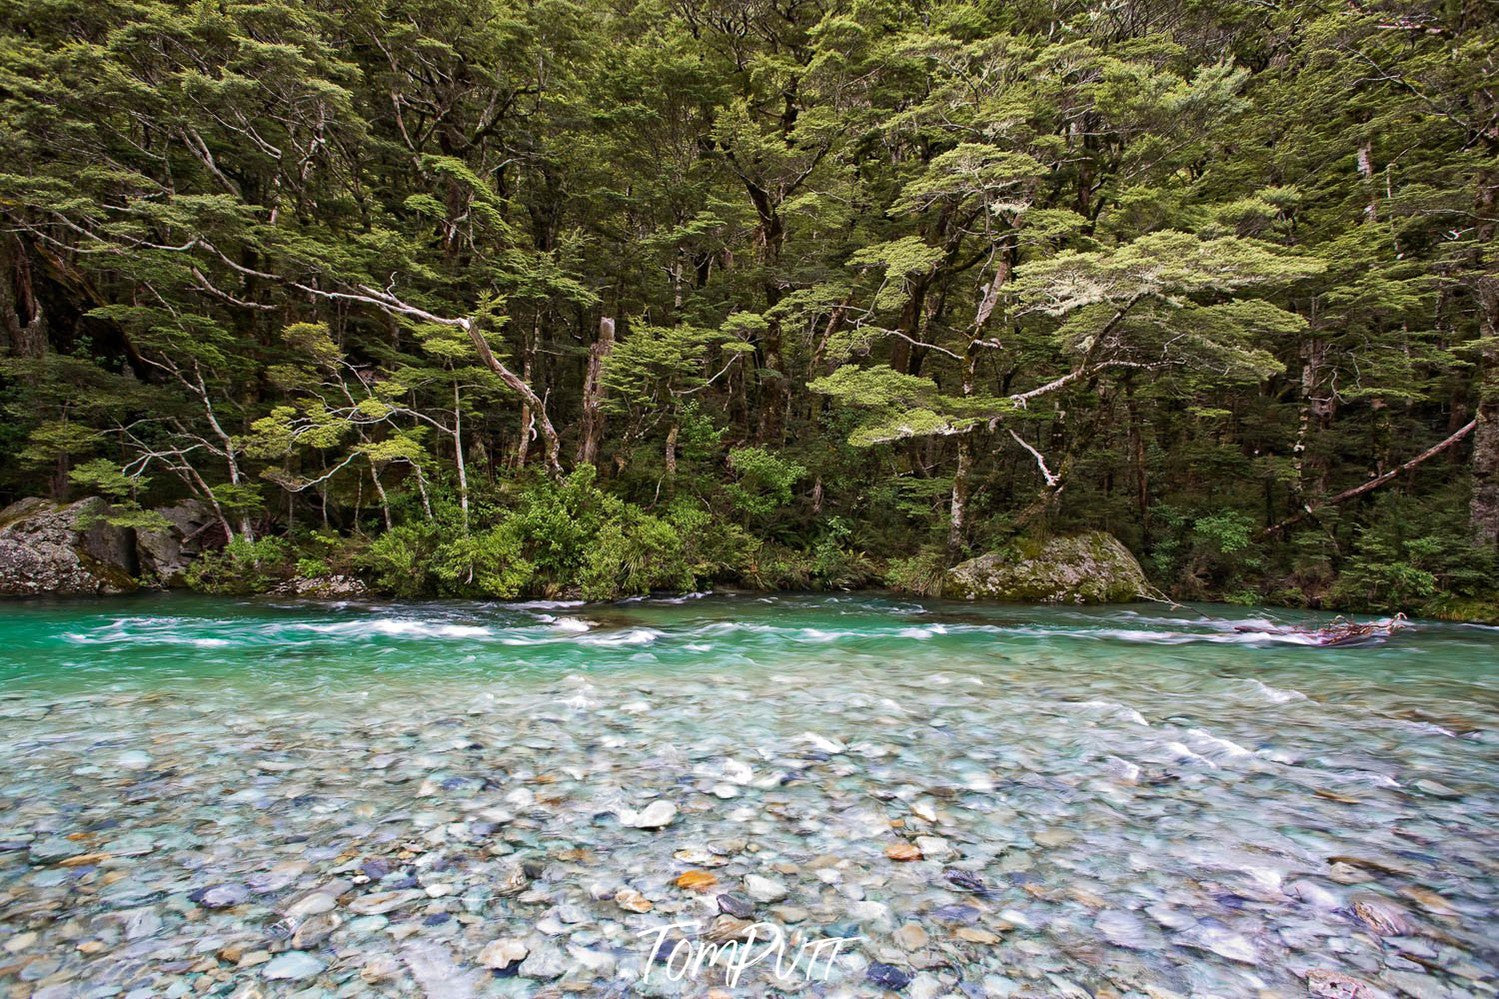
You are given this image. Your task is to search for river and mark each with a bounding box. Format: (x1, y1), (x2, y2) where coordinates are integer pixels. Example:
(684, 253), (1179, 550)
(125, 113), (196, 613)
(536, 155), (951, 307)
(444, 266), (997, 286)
(0, 593), (1494, 996)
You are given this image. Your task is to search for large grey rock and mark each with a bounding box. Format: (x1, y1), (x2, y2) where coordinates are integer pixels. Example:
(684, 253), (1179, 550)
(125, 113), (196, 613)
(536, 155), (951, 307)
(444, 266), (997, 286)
(943, 531), (1148, 604)
(0, 498), (138, 596)
(135, 499), (216, 585)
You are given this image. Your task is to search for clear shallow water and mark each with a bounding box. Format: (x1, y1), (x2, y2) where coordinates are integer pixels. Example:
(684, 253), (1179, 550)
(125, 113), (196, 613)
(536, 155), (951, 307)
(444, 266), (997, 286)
(0, 594), (1495, 997)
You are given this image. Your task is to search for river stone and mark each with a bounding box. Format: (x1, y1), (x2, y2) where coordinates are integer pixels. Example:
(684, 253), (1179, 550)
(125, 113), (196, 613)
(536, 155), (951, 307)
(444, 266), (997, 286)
(271, 574), (372, 599)
(290, 913), (340, 949)
(894, 923), (929, 950)
(361, 954), (401, 984)
(192, 884), (249, 908)
(285, 891), (337, 918)
(621, 800), (677, 829)
(133, 499), (214, 586)
(744, 874), (787, 902)
(116, 749), (153, 771)
(717, 892), (754, 918)
(942, 531), (1147, 603)
(348, 890), (420, 914)
(868, 962), (915, 990)
(518, 943), (567, 979)
(1351, 893), (1410, 936)
(28, 837), (82, 864)
(479, 938), (528, 969)
(262, 951), (325, 981)
(1306, 970), (1397, 999)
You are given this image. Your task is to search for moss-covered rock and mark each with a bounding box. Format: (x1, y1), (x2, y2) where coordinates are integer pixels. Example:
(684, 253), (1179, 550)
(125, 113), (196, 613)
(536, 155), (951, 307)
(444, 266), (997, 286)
(0, 497), (139, 597)
(943, 532), (1148, 604)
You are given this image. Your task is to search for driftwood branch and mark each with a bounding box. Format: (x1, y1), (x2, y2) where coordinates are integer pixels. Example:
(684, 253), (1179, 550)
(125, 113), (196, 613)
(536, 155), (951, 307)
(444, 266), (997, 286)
(1263, 418), (1477, 536)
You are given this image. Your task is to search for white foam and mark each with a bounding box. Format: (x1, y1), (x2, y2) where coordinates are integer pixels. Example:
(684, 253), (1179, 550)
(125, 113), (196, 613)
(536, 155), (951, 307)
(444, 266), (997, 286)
(1247, 679), (1309, 703)
(897, 624), (948, 639)
(1185, 728), (1253, 758)
(298, 619), (491, 639)
(1075, 700), (1150, 727)
(796, 628), (853, 641)
(581, 628), (661, 647)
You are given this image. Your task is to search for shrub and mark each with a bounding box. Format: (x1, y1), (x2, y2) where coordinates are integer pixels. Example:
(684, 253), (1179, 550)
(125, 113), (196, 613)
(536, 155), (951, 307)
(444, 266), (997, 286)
(885, 548), (947, 597)
(580, 511), (691, 601)
(185, 536), (293, 595)
(358, 522), (441, 598)
(295, 557), (330, 579)
(726, 446), (805, 521)
(743, 543), (813, 590)
(433, 527), (534, 598)
(668, 502), (753, 582)
(1331, 495), (1499, 613)
(1193, 511), (1255, 555)
(808, 518), (878, 589)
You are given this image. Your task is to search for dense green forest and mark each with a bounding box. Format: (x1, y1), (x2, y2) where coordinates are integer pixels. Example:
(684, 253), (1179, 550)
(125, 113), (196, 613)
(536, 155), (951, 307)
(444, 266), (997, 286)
(0, 0), (1495, 614)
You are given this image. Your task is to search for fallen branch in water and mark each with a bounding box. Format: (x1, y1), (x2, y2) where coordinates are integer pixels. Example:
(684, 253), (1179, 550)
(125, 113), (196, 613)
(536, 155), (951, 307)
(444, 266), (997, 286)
(1263, 418), (1477, 537)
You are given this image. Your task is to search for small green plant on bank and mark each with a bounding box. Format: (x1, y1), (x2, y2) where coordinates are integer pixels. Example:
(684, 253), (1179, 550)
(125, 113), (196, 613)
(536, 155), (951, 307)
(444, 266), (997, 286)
(185, 537), (294, 595)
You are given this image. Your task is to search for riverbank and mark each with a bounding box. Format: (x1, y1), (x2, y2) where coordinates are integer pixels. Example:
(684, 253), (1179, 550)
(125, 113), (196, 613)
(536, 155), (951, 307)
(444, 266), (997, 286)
(6, 492), (1498, 625)
(1, 594), (1495, 996)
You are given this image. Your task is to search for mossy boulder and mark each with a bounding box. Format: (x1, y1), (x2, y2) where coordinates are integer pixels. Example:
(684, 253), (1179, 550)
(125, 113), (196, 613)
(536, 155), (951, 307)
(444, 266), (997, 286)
(0, 497), (139, 597)
(135, 499), (216, 586)
(944, 531), (1148, 604)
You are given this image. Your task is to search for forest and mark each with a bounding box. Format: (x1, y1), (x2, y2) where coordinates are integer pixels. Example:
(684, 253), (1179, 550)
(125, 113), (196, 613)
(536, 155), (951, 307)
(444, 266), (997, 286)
(0, 0), (1495, 616)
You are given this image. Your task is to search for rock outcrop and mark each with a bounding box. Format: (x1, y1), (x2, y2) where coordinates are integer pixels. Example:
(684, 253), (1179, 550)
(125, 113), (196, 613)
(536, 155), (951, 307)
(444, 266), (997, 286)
(0, 497), (139, 596)
(0, 497), (218, 596)
(944, 531), (1149, 604)
(135, 500), (216, 586)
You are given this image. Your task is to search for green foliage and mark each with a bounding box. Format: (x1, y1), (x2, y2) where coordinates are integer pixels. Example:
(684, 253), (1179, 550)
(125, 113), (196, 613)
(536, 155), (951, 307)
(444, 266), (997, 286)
(358, 523), (442, 600)
(20, 422), (102, 468)
(185, 538), (294, 595)
(433, 528), (534, 599)
(579, 510), (693, 601)
(68, 459), (143, 502)
(1193, 512), (1255, 556)
(726, 448), (805, 521)
(295, 557), (331, 580)
(885, 548), (948, 597)
(1332, 497), (1499, 614)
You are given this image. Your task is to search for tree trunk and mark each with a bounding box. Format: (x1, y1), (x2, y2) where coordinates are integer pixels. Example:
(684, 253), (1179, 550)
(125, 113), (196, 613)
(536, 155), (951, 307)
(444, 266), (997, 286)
(465, 317), (561, 476)
(1293, 336), (1332, 503)
(1356, 140), (1379, 222)
(452, 384), (469, 531)
(368, 463), (393, 532)
(1470, 164), (1499, 545)
(757, 313), (788, 443)
(948, 434), (973, 557)
(0, 237), (46, 358)
(1471, 275), (1499, 544)
(664, 422), (678, 477)
(1269, 419), (1479, 537)
(576, 316), (615, 467)
(948, 244), (1012, 554)
(1125, 378), (1149, 524)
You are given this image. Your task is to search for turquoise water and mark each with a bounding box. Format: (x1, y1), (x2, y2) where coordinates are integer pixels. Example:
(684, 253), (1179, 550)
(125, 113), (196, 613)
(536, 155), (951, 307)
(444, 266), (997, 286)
(0, 593), (1495, 996)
